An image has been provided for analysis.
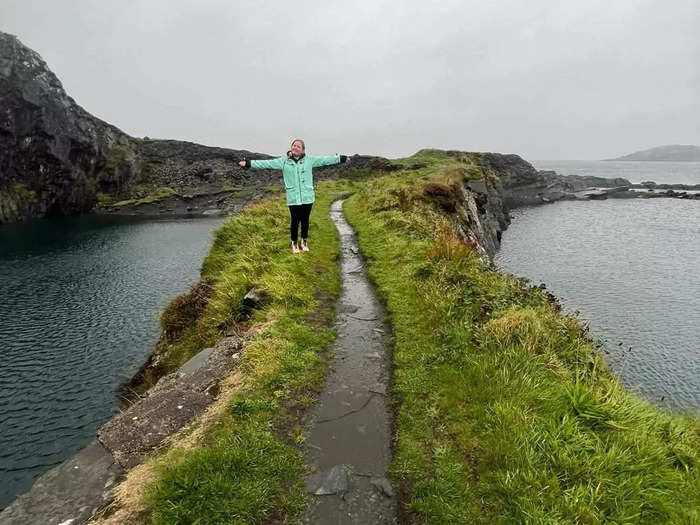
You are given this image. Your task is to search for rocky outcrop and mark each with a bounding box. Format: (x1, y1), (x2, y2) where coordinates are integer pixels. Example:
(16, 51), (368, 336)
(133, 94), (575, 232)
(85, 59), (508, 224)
(0, 31), (131, 221)
(0, 32), (275, 222)
(466, 153), (631, 208)
(425, 151), (637, 260)
(437, 150), (699, 260)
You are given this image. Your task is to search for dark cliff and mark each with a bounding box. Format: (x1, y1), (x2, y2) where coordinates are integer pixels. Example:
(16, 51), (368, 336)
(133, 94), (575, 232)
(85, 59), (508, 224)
(0, 32), (281, 223)
(0, 32), (130, 221)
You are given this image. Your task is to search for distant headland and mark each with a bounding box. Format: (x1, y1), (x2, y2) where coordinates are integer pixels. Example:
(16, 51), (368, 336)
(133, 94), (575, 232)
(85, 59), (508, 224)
(604, 144), (700, 161)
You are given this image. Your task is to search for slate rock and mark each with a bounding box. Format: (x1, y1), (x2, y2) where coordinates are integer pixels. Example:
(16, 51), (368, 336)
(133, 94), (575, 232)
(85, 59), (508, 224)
(305, 465), (350, 495)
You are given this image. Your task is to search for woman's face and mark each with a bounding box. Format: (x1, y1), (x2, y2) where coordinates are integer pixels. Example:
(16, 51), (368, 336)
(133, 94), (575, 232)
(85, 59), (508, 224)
(291, 140), (304, 157)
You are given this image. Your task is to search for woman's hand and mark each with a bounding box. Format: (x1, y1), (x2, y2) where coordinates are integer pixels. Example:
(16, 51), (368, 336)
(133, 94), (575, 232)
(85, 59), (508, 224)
(238, 158), (248, 168)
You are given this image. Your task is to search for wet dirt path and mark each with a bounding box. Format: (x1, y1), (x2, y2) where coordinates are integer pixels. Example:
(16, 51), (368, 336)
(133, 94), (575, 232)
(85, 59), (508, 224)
(303, 200), (397, 524)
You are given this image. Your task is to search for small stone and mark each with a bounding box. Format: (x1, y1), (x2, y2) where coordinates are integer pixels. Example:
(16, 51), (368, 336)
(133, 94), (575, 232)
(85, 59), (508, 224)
(338, 303), (360, 313)
(370, 477), (394, 498)
(242, 288), (267, 310)
(370, 384), (387, 395)
(467, 180), (487, 194)
(177, 405), (183, 410)
(305, 464), (349, 495)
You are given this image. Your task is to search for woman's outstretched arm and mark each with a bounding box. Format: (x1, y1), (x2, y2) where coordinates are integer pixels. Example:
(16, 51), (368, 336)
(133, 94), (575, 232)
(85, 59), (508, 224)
(239, 157), (286, 170)
(309, 154), (349, 168)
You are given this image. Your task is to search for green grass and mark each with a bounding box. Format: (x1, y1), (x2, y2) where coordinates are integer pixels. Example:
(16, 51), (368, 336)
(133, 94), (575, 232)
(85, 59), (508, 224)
(142, 180), (356, 524)
(11, 182), (37, 202)
(106, 144), (129, 171)
(96, 192), (113, 205)
(109, 187), (177, 208)
(342, 151), (700, 524)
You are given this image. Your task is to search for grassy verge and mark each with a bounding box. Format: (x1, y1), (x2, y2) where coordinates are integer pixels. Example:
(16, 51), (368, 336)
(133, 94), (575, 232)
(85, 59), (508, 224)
(137, 180), (357, 524)
(108, 187), (177, 208)
(343, 152), (700, 523)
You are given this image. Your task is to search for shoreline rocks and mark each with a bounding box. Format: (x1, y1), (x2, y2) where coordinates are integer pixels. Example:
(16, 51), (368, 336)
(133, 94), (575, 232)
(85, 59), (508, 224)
(0, 335), (245, 524)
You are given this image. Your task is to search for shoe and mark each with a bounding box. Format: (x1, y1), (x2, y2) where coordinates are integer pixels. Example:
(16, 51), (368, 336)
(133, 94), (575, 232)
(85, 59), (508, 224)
(291, 241), (300, 254)
(300, 239), (309, 252)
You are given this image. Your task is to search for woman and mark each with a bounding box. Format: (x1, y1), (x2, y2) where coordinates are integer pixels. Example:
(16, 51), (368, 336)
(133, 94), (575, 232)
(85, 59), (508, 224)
(239, 139), (349, 253)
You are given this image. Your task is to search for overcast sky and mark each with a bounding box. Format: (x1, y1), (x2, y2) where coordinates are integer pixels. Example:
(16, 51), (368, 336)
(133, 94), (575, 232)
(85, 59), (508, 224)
(1, 0), (698, 160)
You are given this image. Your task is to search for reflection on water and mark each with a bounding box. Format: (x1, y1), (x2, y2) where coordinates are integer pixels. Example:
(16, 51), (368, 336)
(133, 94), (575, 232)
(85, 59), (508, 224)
(0, 215), (223, 508)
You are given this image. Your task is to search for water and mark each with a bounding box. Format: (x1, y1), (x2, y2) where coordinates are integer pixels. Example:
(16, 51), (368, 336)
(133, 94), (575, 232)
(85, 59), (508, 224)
(533, 160), (700, 185)
(495, 198), (700, 412)
(0, 215), (223, 508)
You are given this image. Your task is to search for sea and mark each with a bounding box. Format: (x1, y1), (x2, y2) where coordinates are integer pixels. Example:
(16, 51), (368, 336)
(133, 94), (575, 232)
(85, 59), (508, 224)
(495, 160), (700, 412)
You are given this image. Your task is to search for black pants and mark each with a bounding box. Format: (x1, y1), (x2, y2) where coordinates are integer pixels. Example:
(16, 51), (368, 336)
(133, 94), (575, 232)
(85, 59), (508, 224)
(289, 203), (312, 242)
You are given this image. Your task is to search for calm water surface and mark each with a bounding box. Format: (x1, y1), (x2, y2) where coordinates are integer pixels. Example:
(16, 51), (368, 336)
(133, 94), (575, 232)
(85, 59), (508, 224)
(495, 198), (700, 412)
(0, 215), (223, 508)
(532, 159), (700, 185)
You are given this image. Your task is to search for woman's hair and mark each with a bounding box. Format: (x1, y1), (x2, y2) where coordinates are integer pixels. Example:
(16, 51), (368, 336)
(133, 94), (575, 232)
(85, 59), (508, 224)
(290, 138), (306, 152)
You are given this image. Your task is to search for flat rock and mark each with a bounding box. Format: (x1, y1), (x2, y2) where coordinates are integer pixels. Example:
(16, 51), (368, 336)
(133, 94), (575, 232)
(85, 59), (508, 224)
(100, 387), (211, 468)
(305, 465), (350, 496)
(178, 347), (214, 375)
(0, 441), (122, 525)
(467, 179), (487, 194)
(99, 336), (243, 468)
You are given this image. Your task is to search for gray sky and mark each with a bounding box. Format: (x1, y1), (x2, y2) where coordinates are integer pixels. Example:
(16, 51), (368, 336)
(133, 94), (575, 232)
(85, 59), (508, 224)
(1, 0), (698, 160)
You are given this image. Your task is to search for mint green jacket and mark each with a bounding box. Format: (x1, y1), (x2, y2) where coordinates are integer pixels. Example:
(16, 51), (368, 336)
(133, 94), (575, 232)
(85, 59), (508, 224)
(250, 154), (341, 205)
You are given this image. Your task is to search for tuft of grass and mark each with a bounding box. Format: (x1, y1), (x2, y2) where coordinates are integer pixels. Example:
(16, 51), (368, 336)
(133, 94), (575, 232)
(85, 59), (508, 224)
(96, 192), (113, 204)
(11, 182), (37, 202)
(343, 163), (700, 524)
(426, 220), (477, 261)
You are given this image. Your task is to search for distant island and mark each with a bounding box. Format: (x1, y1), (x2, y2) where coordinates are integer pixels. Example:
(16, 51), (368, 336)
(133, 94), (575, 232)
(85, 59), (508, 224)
(605, 144), (700, 161)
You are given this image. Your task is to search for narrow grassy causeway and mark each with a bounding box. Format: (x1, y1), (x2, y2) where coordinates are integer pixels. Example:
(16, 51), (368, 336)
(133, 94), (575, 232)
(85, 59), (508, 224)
(102, 152), (699, 524)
